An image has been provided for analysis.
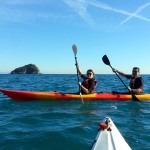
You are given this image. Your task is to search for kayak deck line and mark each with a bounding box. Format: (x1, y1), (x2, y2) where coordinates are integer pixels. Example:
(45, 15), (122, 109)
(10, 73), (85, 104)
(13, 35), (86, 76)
(0, 88), (150, 101)
(91, 117), (132, 150)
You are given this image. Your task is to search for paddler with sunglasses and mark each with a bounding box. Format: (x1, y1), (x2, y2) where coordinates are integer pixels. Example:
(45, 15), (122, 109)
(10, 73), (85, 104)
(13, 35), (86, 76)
(77, 67), (97, 94)
(112, 67), (144, 94)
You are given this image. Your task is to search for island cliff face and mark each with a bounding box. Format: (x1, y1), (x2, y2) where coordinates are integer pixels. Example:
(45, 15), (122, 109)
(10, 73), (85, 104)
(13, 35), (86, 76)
(11, 64), (40, 74)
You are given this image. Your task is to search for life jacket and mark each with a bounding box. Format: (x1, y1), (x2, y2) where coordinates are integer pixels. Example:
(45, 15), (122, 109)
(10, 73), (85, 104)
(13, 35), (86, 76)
(130, 76), (143, 92)
(82, 78), (97, 92)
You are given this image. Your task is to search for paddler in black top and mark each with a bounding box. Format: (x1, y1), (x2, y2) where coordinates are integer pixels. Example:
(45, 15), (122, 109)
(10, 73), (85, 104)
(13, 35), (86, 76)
(77, 67), (97, 94)
(112, 67), (144, 94)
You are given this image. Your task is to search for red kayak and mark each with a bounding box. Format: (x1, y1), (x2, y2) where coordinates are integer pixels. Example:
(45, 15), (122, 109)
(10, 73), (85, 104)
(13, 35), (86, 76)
(0, 88), (149, 101)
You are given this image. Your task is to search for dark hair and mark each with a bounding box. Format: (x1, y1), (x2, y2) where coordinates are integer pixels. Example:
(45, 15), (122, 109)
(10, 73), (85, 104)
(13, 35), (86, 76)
(87, 69), (94, 75)
(133, 67), (140, 72)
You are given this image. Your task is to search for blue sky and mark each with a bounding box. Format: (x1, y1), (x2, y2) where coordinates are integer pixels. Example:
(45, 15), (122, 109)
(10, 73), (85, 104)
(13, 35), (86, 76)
(0, 0), (150, 74)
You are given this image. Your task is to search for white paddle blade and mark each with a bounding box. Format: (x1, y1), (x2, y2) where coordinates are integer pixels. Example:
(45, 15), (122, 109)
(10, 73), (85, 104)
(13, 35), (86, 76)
(72, 44), (77, 56)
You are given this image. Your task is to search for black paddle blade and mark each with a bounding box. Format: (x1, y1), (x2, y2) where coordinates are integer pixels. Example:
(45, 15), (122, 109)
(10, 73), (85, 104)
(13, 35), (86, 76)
(102, 55), (110, 66)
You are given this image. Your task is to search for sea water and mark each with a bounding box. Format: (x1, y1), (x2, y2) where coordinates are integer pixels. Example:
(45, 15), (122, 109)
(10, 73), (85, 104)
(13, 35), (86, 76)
(0, 74), (150, 150)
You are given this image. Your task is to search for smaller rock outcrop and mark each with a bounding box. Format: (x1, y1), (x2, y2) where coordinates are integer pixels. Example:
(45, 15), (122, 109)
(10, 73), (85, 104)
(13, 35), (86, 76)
(11, 64), (40, 74)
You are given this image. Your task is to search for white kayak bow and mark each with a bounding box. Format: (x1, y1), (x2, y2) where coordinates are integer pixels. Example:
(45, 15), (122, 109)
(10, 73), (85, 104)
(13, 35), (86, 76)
(91, 117), (132, 150)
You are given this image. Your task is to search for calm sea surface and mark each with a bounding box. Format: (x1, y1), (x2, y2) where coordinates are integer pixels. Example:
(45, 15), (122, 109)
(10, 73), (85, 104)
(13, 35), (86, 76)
(0, 74), (150, 150)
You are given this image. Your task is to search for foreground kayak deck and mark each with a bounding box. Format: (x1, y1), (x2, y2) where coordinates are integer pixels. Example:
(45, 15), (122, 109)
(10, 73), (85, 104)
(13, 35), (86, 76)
(91, 117), (132, 150)
(0, 89), (150, 101)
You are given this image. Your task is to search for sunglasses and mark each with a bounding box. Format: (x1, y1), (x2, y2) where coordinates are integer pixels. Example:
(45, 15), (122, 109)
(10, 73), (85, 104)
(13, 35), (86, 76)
(132, 70), (139, 73)
(87, 72), (93, 75)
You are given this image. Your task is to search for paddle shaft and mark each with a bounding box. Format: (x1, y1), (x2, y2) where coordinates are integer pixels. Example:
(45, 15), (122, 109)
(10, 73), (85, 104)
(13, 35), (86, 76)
(72, 44), (84, 103)
(102, 55), (131, 93)
(102, 55), (139, 101)
(109, 65), (131, 92)
(74, 56), (81, 92)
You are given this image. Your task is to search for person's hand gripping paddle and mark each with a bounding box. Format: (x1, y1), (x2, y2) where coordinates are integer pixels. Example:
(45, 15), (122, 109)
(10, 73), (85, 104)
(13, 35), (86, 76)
(102, 55), (139, 101)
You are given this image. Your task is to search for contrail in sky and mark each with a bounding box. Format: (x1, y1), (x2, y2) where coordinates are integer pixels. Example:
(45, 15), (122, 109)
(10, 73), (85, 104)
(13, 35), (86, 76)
(64, 0), (150, 27)
(117, 2), (150, 27)
(63, 0), (96, 27)
(0, 0), (150, 27)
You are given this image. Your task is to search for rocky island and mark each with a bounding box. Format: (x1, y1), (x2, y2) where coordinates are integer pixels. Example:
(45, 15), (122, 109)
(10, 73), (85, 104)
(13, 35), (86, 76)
(10, 64), (41, 74)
